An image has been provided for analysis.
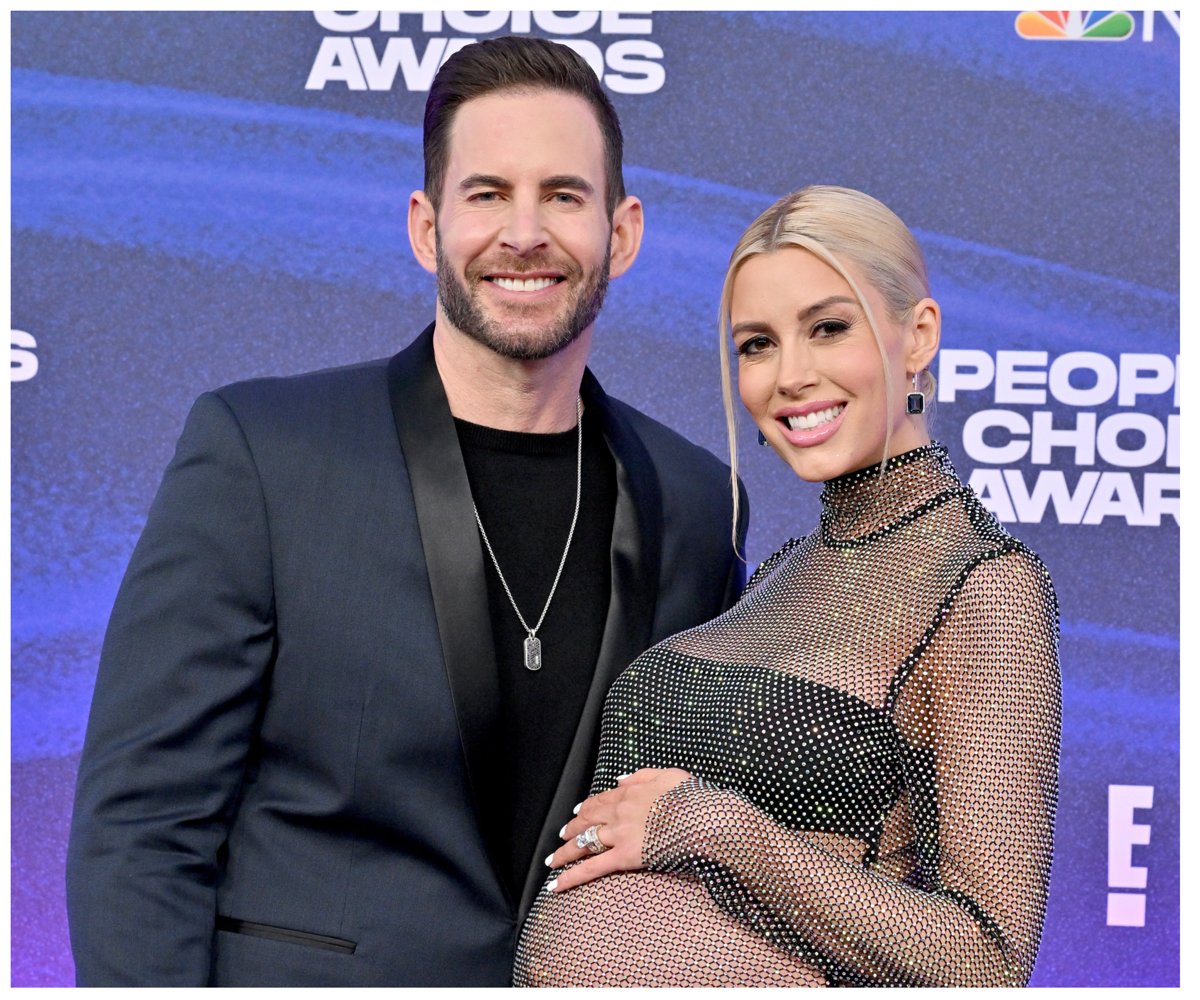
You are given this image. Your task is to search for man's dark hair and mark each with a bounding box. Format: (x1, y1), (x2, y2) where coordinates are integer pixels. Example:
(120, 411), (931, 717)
(423, 36), (626, 216)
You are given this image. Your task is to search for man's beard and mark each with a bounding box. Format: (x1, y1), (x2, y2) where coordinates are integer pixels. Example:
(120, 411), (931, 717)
(435, 241), (610, 362)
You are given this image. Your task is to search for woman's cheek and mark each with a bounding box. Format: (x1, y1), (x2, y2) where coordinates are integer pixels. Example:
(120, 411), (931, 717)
(738, 362), (774, 416)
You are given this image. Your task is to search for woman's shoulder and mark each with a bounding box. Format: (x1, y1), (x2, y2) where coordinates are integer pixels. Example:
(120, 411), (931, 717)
(949, 488), (1057, 595)
(958, 540), (1059, 622)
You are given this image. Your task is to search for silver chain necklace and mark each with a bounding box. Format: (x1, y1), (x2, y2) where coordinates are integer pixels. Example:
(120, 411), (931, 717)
(471, 396), (583, 672)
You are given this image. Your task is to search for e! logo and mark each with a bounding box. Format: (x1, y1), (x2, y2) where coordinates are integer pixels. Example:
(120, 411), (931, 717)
(1107, 784), (1153, 926)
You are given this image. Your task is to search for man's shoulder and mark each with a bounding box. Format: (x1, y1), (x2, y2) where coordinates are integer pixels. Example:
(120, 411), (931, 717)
(605, 394), (743, 554)
(604, 395), (730, 485)
(210, 356), (392, 413)
(177, 357), (399, 455)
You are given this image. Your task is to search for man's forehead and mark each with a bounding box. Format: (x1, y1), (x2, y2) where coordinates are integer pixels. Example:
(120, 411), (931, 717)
(445, 87), (605, 171)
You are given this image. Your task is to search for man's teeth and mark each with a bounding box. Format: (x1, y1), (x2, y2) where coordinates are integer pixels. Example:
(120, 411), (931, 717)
(786, 405), (845, 431)
(491, 276), (559, 292)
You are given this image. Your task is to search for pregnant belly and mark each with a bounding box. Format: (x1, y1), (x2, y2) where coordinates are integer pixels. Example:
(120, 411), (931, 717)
(514, 868), (826, 987)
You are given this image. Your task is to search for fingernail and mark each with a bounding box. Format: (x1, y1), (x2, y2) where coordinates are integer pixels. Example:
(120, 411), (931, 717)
(544, 853), (555, 867)
(616, 773), (632, 781)
(559, 824), (567, 838)
(572, 802), (581, 815)
(547, 878), (558, 892)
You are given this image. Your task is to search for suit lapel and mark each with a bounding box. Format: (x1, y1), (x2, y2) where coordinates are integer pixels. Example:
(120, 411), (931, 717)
(389, 332), (664, 920)
(386, 326), (510, 902)
(517, 371), (663, 919)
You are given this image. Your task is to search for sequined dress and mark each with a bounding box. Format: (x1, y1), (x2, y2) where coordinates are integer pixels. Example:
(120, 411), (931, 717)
(514, 444), (1060, 987)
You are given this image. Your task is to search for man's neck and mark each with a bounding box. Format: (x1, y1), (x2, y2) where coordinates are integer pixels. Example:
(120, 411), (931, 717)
(432, 317), (592, 434)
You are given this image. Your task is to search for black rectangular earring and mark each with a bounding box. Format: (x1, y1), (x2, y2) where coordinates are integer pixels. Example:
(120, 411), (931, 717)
(906, 372), (926, 415)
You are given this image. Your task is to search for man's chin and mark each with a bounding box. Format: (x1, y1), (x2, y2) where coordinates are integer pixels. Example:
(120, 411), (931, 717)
(471, 325), (584, 362)
(436, 265), (605, 362)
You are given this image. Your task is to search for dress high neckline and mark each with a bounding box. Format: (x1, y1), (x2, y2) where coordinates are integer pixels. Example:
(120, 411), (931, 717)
(819, 442), (965, 541)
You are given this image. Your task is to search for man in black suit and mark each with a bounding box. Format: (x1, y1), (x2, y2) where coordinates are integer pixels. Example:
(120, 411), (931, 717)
(66, 36), (746, 985)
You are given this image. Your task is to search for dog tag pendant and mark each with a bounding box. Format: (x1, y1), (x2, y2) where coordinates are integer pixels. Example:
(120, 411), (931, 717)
(524, 635), (543, 671)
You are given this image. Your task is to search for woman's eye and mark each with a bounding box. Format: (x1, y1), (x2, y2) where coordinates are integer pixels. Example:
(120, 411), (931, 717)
(813, 319), (849, 338)
(737, 336), (773, 357)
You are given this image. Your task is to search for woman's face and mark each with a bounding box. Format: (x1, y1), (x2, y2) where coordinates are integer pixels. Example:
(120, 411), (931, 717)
(730, 246), (934, 483)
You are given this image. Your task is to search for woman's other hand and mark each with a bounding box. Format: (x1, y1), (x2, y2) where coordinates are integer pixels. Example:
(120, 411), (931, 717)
(545, 768), (692, 891)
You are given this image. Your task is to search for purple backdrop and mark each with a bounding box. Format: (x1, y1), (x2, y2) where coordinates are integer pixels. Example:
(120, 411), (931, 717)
(10, 10), (1179, 986)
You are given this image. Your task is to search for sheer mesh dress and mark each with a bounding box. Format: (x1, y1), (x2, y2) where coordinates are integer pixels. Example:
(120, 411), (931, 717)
(514, 444), (1060, 987)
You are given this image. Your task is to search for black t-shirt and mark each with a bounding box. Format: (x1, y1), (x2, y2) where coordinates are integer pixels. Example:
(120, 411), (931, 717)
(455, 410), (616, 905)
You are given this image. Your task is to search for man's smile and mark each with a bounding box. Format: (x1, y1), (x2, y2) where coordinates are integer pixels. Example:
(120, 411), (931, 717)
(483, 274), (567, 293)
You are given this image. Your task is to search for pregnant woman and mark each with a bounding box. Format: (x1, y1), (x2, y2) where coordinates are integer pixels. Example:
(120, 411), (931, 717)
(514, 185), (1061, 987)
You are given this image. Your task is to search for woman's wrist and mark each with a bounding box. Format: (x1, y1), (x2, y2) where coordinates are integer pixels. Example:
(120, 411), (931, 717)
(642, 774), (736, 871)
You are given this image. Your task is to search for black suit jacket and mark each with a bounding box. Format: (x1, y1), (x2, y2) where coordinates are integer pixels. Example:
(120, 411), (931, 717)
(66, 326), (747, 986)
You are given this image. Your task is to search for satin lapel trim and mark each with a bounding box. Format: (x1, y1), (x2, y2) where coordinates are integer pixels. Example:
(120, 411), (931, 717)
(386, 326), (510, 905)
(518, 371), (663, 919)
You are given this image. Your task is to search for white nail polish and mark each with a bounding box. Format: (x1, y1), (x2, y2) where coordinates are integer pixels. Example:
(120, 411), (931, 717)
(616, 773), (632, 781)
(559, 824), (566, 838)
(572, 802), (581, 815)
(547, 878), (558, 892)
(544, 853), (555, 867)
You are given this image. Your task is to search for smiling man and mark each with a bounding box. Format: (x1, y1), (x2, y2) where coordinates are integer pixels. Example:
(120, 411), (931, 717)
(67, 36), (746, 986)
(426, 92), (617, 364)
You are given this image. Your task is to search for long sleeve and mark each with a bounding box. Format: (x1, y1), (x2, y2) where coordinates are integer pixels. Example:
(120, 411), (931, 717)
(642, 547), (1061, 987)
(66, 391), (277, 985)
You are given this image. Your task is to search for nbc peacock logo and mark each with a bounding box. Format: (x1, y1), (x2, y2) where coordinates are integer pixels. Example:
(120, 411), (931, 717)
(1015, 10), (1136, 40)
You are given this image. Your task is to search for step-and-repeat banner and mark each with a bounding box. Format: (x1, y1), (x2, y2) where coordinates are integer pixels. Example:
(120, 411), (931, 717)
(10, 11), (1179, 987)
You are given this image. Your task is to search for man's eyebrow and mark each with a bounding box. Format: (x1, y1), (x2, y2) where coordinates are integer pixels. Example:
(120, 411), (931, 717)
(459, 173), (511, 192)
(456, 174), (594, 198)
(541, 175), (594, 195)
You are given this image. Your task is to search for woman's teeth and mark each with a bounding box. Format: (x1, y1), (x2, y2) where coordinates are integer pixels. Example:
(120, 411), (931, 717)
(786, 404), (845, 431)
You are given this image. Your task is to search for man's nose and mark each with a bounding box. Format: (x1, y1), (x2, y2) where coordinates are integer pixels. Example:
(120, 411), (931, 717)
(498, 194), (550, 256)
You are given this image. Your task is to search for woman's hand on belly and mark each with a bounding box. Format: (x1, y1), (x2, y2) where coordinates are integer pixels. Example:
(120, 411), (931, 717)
(547, 768), (692, 892)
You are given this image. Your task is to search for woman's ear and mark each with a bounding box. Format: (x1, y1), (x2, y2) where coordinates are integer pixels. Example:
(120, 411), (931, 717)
(907, 297), (941, 374)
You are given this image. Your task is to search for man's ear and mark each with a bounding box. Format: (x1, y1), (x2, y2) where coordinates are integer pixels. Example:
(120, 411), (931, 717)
(408, 190), (438, 275)
(607, 195), (644, 280)
(907, 297), (941, 374)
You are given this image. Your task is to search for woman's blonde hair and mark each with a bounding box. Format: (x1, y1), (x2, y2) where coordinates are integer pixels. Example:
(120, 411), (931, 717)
(719, 185), (934, 549)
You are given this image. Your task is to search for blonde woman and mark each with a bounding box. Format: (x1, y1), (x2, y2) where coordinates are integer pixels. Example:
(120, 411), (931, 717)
(514, 186), (1060, 987)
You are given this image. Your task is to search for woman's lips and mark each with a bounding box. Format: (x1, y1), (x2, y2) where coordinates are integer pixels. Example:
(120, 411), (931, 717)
(775, 402), (847, 447)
